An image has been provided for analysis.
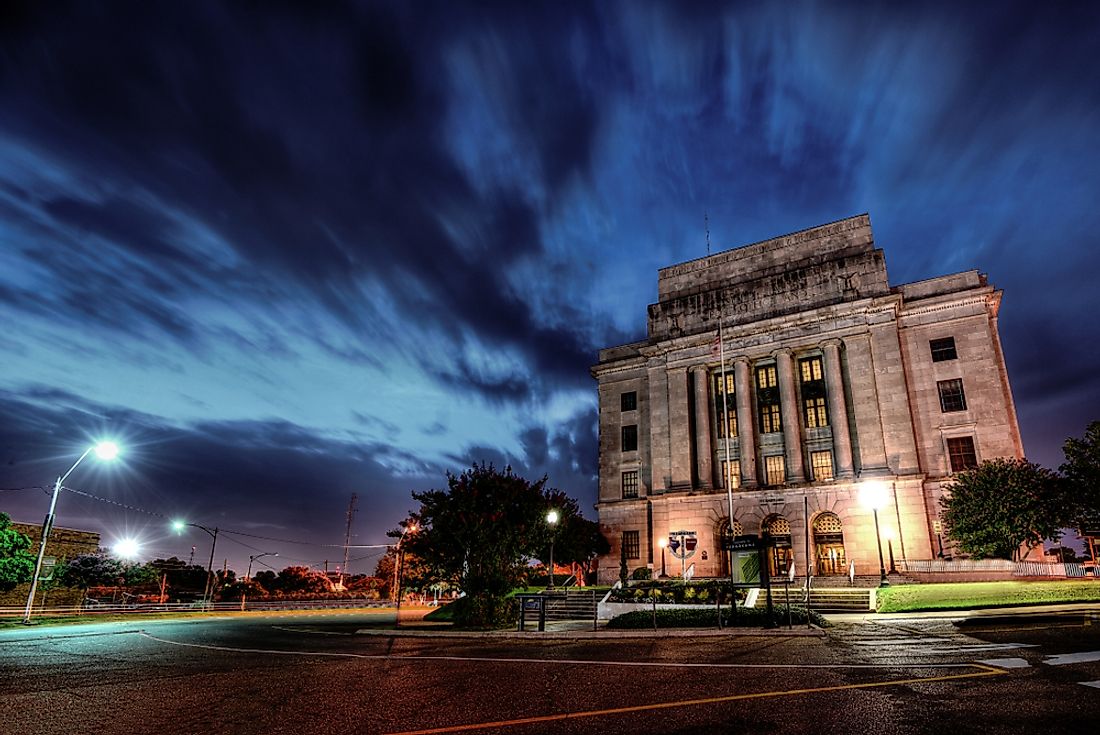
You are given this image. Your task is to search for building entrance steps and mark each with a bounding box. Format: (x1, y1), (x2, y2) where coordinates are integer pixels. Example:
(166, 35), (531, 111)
(538, 589), (600, 621)
(745, 586), (875, 613)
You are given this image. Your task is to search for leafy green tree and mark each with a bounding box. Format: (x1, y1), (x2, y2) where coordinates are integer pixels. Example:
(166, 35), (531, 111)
(271, 566), (331, 595)
(62, 553), (126, 588)
(403, 464), (549, 627)
(0, 513), (35, 592)
(536, 490), (610, 579)
(940, 458), (1067, 560)
(1062, 420), (1100, 523)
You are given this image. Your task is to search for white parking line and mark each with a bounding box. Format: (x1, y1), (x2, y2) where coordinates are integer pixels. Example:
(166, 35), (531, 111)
(135, 631), (984, 669)
(1043, 650), (1100, 666)
(1080, 680), (1100, 688)
(976, 658), (1030, 669)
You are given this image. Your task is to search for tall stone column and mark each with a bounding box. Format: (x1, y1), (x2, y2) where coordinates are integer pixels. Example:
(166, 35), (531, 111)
(668, 367), (692, 490)
(822, 340), (854, 478)
(733, 357), (757, 487)
(775, 349), (806, 482)
(692, 366), (713, 489)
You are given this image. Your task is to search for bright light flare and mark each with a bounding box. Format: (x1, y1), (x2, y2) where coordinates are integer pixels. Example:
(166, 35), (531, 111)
(94, 441), (120, 460)
(860, 481), (890, 511)
(114, 538), (141, 559)
(658, 537), (668, 548)
(546, 510), (559, 525)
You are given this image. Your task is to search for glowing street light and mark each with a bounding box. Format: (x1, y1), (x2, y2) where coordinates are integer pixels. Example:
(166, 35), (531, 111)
(860, 481), (890, 587)
(657, 537), (668, 579)
(546, 510), (560, 590)
(173, 520), (219, 608)
(24, 441), (121, 624)
(114, 538), (141, 559)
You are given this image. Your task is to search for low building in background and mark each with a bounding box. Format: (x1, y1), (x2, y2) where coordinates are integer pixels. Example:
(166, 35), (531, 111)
(592, 214), (1023, 584)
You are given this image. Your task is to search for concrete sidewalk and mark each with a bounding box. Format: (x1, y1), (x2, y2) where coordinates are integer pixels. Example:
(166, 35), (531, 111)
(825, 601), (1100, 624)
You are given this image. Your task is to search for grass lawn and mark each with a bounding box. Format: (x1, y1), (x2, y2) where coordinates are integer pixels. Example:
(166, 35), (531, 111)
(877, 580), (1100, 613)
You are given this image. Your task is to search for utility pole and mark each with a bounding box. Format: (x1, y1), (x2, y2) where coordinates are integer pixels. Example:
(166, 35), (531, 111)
(341, 493), (358, 589)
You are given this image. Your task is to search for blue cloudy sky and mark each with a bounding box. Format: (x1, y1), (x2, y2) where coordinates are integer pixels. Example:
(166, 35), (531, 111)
(2, 1), (1098, 573)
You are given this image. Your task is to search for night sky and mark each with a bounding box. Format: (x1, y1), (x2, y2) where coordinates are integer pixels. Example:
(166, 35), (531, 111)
(2, 1), (1099, 575)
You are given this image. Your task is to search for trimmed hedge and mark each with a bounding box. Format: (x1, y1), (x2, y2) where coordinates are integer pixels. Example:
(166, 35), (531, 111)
(607, 580), (746, 606)
(606, 604), (827, 629)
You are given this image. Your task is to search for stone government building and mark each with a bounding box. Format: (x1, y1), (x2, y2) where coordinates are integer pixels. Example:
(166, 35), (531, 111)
(591, 214), (1023, 584)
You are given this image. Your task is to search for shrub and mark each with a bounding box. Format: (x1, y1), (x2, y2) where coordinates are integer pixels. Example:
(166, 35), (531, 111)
(631, 567), (652, 580)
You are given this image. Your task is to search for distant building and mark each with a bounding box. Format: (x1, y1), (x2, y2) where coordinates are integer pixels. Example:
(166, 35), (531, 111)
(591, 214), (1023, 584)
(13, 521), (101, 561)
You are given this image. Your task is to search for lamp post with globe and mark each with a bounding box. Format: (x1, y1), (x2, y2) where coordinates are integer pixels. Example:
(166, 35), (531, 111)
(23, 441), (120, 624)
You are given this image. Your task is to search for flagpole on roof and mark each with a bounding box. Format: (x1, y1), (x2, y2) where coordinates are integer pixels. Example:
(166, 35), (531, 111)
(707, 215), (737, 591)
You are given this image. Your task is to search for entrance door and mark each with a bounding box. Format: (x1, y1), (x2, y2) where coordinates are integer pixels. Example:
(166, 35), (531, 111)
(813, 512), (846, 575)
(763, 515), (793, 577)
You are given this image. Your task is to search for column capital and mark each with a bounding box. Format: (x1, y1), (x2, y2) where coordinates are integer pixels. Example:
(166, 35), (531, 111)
(820, 338), (843, 350)
(771, 347), (793, 360)
(733, 355), (751, 367)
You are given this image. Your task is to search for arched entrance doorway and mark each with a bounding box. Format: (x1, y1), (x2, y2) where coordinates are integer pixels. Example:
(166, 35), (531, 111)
(813, 512), (846, 575)
(762, 515), (793, 577)
(716, 518), (743, 578)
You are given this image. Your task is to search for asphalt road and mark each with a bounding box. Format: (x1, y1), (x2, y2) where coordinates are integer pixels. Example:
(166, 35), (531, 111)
(2, 608), (1098, 734)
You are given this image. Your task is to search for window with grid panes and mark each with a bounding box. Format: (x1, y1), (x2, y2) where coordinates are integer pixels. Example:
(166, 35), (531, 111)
(621, 424), (638, 451)
(946, 436), (978, 472)
(930, 337), (957, 362)
(713, 371), (737, 438)
(622, 530), (640, 560)
(756, 364), (781, 433)
(937, 379), (967, 412)
(799, 357), (828, 428)
(810, 450), (834, 481)
(719, 459), (741, 489)
(621, 470), (639, 498)
(620, 391), (637, 412)
(765, 455), (786, 486)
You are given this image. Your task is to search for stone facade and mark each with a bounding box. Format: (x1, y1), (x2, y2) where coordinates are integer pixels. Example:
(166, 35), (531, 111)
(592, 214), (1023, 584)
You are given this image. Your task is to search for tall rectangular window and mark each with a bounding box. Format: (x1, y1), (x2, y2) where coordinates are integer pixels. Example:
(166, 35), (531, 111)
(621, 391), (637, 412)
(930, 337), (958, 362)
(719, 459), (741, 489)
(810, 450), (834, 481)
(713, 371), (737, 438)
(937, 379), (967, 412)
(622, 530), (640, 560)
(621, 424), (638, 452)
(756, 365), (781, 434)
(947, 437), (978, 472)
(765, 455), (786, 486)
(621, 470), (639, 499)
(799, 357), (828, 428)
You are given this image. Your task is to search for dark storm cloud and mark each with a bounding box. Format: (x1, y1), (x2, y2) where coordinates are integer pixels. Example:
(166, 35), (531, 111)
(0, 1), (604, 399)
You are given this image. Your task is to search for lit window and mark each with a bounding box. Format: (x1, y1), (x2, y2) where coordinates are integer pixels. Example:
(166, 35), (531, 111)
(756, 365), (781, 434)
(621, 470), (639, 499)
(765, 455), (786, 486)
(713, 372), (737, 438)
(800, 357), (828, 428)
(930, 337), (957, 362)
(621, 392), (637, 412)
(622, 530), (640, 560)
(946, 437), (978, 472)
(621, 425), (638, 452)
(719, 460), (741, 489)
(937, 379), (967, 412)
(810, 451), (834, 481)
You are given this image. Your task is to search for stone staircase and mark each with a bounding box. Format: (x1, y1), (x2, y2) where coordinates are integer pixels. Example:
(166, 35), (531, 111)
(752, 584), (875, 612)
(541, 589), (600, 621)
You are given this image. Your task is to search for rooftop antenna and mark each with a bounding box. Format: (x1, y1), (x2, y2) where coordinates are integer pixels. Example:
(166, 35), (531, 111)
(340, 493), (358, 588)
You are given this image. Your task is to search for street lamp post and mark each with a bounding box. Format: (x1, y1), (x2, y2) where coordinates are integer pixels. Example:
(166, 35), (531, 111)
(23, 441), (120, 624)
(657, 537), (668, 579)
(241, 552), (277, 611)
(881, 527), (898, 575)
(246, 552), (278, 581)
(861, 481), (890, 587)
(173, 521), (219, 608)
(546, 510), (559, 590)
(393, 522), (418, 622)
